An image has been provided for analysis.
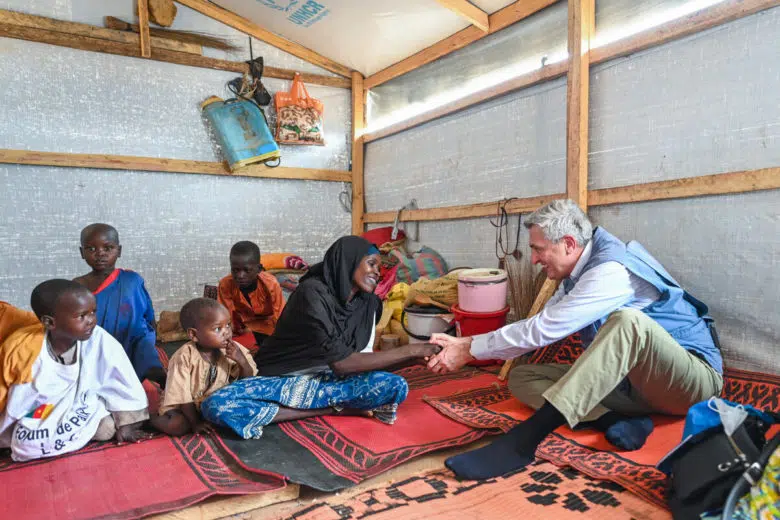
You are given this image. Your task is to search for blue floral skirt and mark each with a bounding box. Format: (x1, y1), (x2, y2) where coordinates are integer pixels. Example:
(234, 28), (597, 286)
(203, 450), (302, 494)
(200, 371), (409, 439)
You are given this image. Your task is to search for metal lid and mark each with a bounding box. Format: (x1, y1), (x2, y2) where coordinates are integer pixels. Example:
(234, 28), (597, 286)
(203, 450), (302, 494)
(200, 95), (224, 110)
(457, 268), (508, 284)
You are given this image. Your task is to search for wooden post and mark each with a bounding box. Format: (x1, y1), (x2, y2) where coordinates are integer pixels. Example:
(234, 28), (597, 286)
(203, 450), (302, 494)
(351, 72), (366, 235)
(137, 0), (151, 58)
(565, 0), (594, 210)
(499, 0), (593, 381)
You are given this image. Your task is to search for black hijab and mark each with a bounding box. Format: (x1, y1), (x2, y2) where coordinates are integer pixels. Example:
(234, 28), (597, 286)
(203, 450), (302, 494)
(256, 236), (381, 376)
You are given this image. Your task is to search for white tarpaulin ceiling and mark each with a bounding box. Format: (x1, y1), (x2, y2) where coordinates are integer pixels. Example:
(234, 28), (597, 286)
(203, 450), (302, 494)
(211, 0), (518, 76)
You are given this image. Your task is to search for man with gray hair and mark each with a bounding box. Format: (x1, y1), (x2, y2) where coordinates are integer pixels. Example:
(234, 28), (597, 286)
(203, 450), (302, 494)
(427, 199), (723, 480)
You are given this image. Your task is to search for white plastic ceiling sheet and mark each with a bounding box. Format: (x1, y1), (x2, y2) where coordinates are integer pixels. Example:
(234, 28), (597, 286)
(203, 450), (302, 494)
(211, 0), (518, 76)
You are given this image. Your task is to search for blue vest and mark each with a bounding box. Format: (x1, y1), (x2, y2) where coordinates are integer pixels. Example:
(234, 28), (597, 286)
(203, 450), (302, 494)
(566, 227), (722, 374)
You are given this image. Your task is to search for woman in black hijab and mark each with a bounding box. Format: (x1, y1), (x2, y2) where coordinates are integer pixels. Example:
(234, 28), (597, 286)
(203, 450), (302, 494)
(200, 236), (439, 439)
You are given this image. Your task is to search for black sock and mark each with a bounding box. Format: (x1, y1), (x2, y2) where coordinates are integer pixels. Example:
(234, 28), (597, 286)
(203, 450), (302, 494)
(591, 412), (654, 451)
(445, 402), (566, 480)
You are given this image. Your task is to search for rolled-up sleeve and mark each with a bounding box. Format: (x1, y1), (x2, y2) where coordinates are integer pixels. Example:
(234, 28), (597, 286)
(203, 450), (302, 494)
(470, 262), (635, 360)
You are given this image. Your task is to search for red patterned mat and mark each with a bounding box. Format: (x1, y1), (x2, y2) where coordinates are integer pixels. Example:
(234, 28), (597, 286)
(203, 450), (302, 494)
(0, 433), (285, 520)
(279, 366), (498, 483)
(424, 337), (780, 510)
(274, 459), (671, 520)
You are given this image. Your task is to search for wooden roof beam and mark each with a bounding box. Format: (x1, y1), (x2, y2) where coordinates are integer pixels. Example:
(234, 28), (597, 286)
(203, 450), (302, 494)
(0, 13), (350, 88)
(435, 0), (489, 32)
(365, 0), (560, 89)
(0, 8), (202, 54)
(364, 0), (779, 142)
(175, 0), (352, 78)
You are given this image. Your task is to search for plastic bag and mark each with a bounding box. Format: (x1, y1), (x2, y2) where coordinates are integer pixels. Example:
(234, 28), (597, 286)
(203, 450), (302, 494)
(274, 73), (325, 145)
(731, 441), (780, 519)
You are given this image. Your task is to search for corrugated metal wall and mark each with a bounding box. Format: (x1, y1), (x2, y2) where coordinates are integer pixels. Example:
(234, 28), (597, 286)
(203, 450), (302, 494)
(365, 7), (780, 375)
(0, 1), (352, 313)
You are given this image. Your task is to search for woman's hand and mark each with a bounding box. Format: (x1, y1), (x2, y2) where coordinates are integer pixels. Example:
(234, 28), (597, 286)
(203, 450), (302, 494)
(407, 343), (442, 362)
(426, 334), (475, 373)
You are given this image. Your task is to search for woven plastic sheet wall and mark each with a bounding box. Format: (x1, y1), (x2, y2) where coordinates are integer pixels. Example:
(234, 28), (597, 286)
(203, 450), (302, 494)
(364, 7), (780, 375)
(366, 2), (568, 132)
(0, 1), (352, 313)
(365, 77), (567, 213)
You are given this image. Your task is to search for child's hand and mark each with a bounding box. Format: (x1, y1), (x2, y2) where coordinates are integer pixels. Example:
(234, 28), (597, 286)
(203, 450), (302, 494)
(224, 341), (245, 363)
(193, 422), (213, 435)
(226, 341), (256, 379)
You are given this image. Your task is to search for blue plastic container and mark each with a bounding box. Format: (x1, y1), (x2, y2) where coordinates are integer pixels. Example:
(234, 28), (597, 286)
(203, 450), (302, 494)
(201, 96), (280, 171)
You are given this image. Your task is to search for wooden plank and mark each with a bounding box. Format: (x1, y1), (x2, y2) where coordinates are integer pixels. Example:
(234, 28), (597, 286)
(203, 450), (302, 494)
(364, 61), (567, 143)
(591, 0), (780, 65)
(105, 15), (234, 51)
(137, 0), (151, 58)
(435, 0), (489, 32)
(0, 8), (201, 54)
(351, 72), (366, 235)
(0, 21), (243, 69)
(174, 0), (352, 78)
(261, 67), (351, 89)
(364, 194), (564, 223)
(565, 0), (594, 210)
(497, 278), (560, 380)
(0, 149), (352, 183)
(0, 18), (349, 88)
(152, 484), (299, 519)
(589, 167), (780, 207)
(363, 168), (780, 224)
(365, 0), (559, 89)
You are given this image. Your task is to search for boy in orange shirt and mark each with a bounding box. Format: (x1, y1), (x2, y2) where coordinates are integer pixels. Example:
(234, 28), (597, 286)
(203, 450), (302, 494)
(218, 241), (284, 351)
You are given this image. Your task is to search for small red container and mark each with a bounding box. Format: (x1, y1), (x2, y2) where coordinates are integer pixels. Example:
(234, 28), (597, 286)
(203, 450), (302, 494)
(452, 304), (510, 366)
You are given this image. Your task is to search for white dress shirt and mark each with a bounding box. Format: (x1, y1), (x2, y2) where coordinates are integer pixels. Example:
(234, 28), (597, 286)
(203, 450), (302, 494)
(470, 241), (661, 360)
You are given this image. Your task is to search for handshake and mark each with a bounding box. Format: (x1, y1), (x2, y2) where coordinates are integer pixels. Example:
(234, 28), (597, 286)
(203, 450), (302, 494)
(421, 333), (476, 374)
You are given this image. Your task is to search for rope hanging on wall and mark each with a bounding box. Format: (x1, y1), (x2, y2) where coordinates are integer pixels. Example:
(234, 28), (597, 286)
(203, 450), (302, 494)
(491, 199), (535, 320)
(339, 183), (352, 214)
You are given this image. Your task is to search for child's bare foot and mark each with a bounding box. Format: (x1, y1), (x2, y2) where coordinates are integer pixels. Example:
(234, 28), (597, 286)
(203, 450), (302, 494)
(116, 423), (155, 444)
